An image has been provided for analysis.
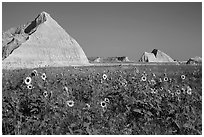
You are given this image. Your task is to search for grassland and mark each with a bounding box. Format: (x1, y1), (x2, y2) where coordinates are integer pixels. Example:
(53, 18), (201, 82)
(2, 64), (202, 135)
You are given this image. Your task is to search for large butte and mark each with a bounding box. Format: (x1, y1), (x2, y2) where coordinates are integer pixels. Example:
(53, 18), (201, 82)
(2, 11), (90, 69)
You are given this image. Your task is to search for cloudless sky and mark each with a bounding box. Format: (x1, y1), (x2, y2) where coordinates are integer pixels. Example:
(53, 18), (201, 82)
(2, 2), (202, 61)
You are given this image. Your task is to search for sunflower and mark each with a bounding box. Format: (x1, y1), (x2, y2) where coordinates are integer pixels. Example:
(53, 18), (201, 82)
(27, 84), (33, 89)
(43, 91), (48, 97)
(104, 98), (110, 103)
(186, 86), (192, 95)
(25, 77), (32, 85)
(41, 73), (47, 81)
(100, 101), (106, 108)
(163, 77), (168, 82)
(31, 70), (38, 77)
(66, 100), (74, 107)
(102, 74), (108, 80)
(181, 75), (186, 80)
(141, 75), (147, 81)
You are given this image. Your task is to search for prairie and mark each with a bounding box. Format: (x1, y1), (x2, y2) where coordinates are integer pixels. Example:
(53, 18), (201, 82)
(2, 64), (202, 135)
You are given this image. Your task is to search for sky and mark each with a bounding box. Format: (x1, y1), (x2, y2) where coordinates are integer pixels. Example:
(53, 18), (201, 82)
(2, 2), (202, 61)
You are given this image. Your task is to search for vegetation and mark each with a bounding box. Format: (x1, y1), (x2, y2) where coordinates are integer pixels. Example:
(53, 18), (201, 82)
(2, 65), (202, 135)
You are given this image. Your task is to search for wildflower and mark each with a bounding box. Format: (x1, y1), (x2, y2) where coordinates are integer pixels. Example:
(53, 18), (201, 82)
(43, 91), (48, 97)
(104, 98), (110, 103)
(50, 90), (53, 98)
(152, 73), (156, 77)
(150, 88), (155, 94)
(27, 84), (33, 89)
(176, 90), (181, 95)
(135, 68), (139, 73)
(176, 85), (180, 88)
(164, 73), (167, 76)
(108, 77), (112, 81)
(83, 103), (90, 110)
(63, 86), (68, 92)
(114, 85), (119, 90)
(100, 101), (106, 108)
(25, 77), (32, 85)
(171, 92), (175, 97)
(186, 86), (192, 95)
(79, 77), (83, 81)
(150, 79), (156, 85)
(41, 73), (47, 81)
(85, 103), (90, 109)
(141, 75), (147, 81)
(31, 70), (38, 77)
(102, 74), (108, 80)
(163, 77), (168, 82)
(181, 75), (185, 80)
(99, 79), (103, 84)
(121, 79), (127, 87)
(181, 87), (185, 94)
(159, 78), (162, 82)
(66, 100), (74, 107)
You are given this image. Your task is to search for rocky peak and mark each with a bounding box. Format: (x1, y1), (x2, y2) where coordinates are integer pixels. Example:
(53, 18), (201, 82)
(151, 49), (159, 56)
(139, 49), (177, 63)
(24, 11), (50, 34)
(3, 11), (89, 69)
(2, 11), (54, 60)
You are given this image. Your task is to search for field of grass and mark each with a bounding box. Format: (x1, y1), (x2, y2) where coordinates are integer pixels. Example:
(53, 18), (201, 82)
(2, 64), (202, 135)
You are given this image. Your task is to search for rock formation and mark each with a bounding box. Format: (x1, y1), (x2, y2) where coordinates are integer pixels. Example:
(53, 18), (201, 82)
(117, 56), (130, 62)
(2, 26), (29, 60)
(139, 52), (157, 62)
(93, 57), (101, 63)
(2, 11), (89, 69)
(139, 49), (177, 63)
(186, 56), (202, 64)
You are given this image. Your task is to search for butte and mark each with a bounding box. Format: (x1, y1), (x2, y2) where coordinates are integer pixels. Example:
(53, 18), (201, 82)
(2, 11), (90, 69)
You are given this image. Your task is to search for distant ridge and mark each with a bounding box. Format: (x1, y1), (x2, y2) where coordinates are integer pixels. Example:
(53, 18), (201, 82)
(2, 11), (90, 69)
(88, 56), (130, 63)
(139, 49), (178, 64)
(186, 56), (202, 64)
